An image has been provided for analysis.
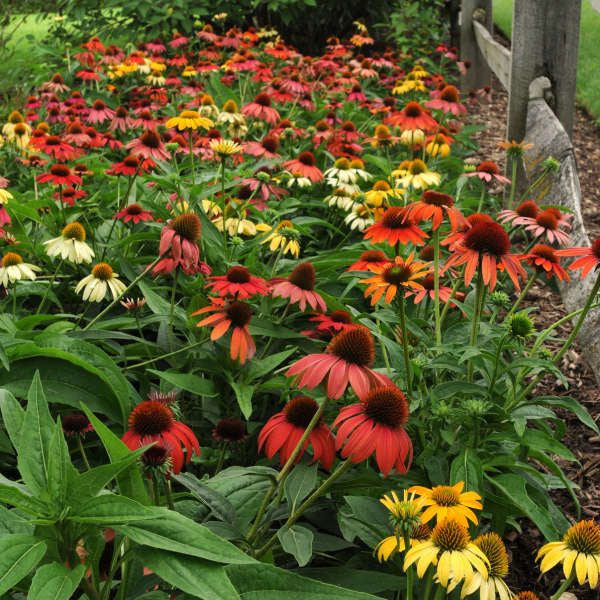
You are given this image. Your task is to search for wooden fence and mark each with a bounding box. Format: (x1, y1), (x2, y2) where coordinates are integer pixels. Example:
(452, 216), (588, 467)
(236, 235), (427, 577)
(457, 0), (600, 381)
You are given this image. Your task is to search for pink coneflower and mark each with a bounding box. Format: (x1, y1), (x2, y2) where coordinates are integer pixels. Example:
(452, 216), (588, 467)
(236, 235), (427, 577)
(145, 38), (166, 54)
(63, 120), (91, 146)
(157, 213), (202, 273)
(347, 84), (367, 102)
(132, 109), (161, 130)
(169, 33), (189, 49)
(77, 69), (101, 81)
(37, 164), (82, 187)
(241, 93), (280, 125)
(556, 238), (600, 279)
(62, 413), (94, 437)
(114, 204), (154, 224)
(86, 99), (115, 124)
(109, 106), (135, 132)
(463, 161), (510, 184)
(425, 85), (466, 116)
(243, 135), (280, 159)
(286, 325), (393, 400)
(258, 396), (335, 470)
(283, 151), (323, 182)
(240, 168), (289, 204)
(303, 310), (355, 339)
(205, 266), (270, 299)
(43, 73), (70, 93)
(126, 130), (171, 161)
(518, 209), (571, 245)
(271, 262), (327, 312)
(497, 200), (539, 225)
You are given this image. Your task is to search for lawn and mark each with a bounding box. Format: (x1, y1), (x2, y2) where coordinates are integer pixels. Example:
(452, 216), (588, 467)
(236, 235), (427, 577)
(493, 0), (600, 121)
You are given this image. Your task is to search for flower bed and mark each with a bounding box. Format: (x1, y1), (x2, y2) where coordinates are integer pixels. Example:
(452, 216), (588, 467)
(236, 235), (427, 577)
(0, 19), (598, 600)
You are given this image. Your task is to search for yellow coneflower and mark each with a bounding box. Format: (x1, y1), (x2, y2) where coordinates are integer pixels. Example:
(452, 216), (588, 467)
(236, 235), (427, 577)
(2, 110), (26, 138)
(537, 519), (600, 589)
(393, 76), (427, 95)
(75, 263), (126, 303)
(165, 110), (213, 131)
(365, 180), (403, 208)
(44, 222), (94, 264)
(376, 523), (431, 562)
(181, 65), (197, 78)
(256, 220), (300, 257)
(408, 481), (483, 528)
(400, 129), (425, 147)
(426, 133), (451, 158)
(208, 138), (242, 157)
(0, 252), (40, 286)
(393, 159), (441, 190)
(146, 71), (166, 86)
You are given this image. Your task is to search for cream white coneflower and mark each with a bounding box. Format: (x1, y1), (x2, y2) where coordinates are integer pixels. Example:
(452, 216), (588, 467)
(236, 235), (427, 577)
(75, 263), (126, 303)
(44, 222), (94, 264)
(0, 252), (41, 286)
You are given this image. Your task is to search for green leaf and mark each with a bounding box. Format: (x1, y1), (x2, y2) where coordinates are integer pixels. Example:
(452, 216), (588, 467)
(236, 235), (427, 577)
(449, 449), (483, 492)
(28, 562), (85, 600)
(534, 395), (600, 434)
(147, 369), (216, 397)
(47, 419), (72, 506)
(172, 473), (236, 523)
(278, 525), (314, 567)
(485, 473), (560, 540)
(0, 388), (25, 449)
(69, 494), (154, 523)
(17, 372), (54, 495)
(138, 281), (187, 322)
(0, 482), (49, 516)
(284, 463), (318, 512)
(80, 404), (150, 505)
(226, 564), (382, 599)
(0, 534), (47, 595)
(297, 568), (403, 594)
(136, 547), (240, 600)
(115, 507), (255, 564)
(246, 348), (296, 381)
(229, 381), (254, 419)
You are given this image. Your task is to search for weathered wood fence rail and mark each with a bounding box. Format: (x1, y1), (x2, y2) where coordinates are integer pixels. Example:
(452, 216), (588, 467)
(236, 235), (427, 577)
(458, 0), (600, 381)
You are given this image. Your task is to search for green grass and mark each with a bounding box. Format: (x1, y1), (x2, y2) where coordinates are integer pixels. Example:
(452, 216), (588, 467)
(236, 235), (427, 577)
(492, 0), (600, 121)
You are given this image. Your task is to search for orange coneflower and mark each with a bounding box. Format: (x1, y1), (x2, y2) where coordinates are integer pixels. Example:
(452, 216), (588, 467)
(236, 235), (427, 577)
(444, 221), (525, 291)
(192, 297), (256, 365)
(360, 254), (429, 305)
(407, 190), (465, 231)
(363, 206), (429, 247)
(386, 101), (437, 132)
(347, 249), (390, 272)
(441, 213), (494, 251)
(405, 273), (454, 304)
(205, 266), (270, 299)
(258, 396), (335, 470)
(556, 238), (600, 279)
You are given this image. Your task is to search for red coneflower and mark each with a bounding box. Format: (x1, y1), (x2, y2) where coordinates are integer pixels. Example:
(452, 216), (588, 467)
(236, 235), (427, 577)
(205, 266), (270, 299)
(497, 200), (539, 225)
(283, 151), (324, 182)
(444, 221), (525, 291)
(62, 413), (94, 437)
(139, 440), (178, 477)
(425, 85), (466, 116)
(523, 245), (569, 280)
(157, 213), (202, 273)
(212, 418), (247, 443)
(363, 206), (429, 247)
(241, 93), (280, 125)
(348, 250), (391, 272)
(126, 130), (171, 161)
(34, 135), (82, 161)
(464, 161), (510, 184)
(270, 262), (327, 312)
(109, 106), (135, 132)
(556, 238), (600, 279)
(52, 186), (87, 206)
(333, 385), (412, 476)
(192, 297), (256, 364)
(258, 396), (335, 470)
(113, 203), (154, 224)
(36, 164), (83, 187)
(86, 99), (115, 124)
(286, 324), (393, 400)
(441, 213), (494, 251)
(106, 155), (154, 177)
(122, 400), (200, 474)
(407, 190), (465, 231)
(243, 135), (280, 159)
(305, 310), (355, 337)
(514, 209), (571, 245)
(386, 102), (437, 132)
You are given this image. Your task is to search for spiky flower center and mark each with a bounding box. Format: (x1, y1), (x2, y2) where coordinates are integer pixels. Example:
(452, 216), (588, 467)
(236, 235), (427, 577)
(92, 263), (114, 280)
(140, 130), (161, 148)
(8, 110), (24, 123)
(226, 266), (251, 284)
(412, 523), (432, 541)
(62, 413), (91, 434)
(382, 263), (413, 286)
(342, 121), (356, 132)
(124, 203), (143, 215)
(261, 136), (278, 153)
(431, 485), (460, 506)
(128, 400), (174, 436)
(592, 238), (600, 259)
(516, 593), (540, 600)
(285, 396), (320, 428)
(50, 164), (71, 177)
(535, 210), (558, 230)
(464, 222), (510, 257)
(254, 93), (271, 107)
(419, 245), (435, 261)
(222, 100), (239, 113)
(373, 180), (391, 192)
(200, 95), (215, 106)
(327, 325), (374, 366)
(62, 222), (86, 241)
(374, 124), (392, 139)
(45, 136), (61, 147)
(477, 161), (499, 175)
(382, 206), (411, 229)
(516, 201), (539, 218)
(298, 151), (315, 166)
(171, 213), (201, 242)
(116, 106), (129, 118)
(226, 301), (252, 327)
(422, 191), (453, 207)
(564, 520), (600, 554)
(180, 110), (200, 119)
(363, 385), (408, 428)
(123, 156), (140, 168)
(2, 252), (23, 267)
(215, 417), (246, 441)
(289, 262), (316, 290)
(404, 102), (424, 117)
(330, 310), (353, 324)
(141, 445), (170, 466)
(360, 250), (387, 263)
(92, 99), (106, 110)
(315, 120), (330, 131)
(14, 123), (27, 136)
(531, 244), (558, 263)
(474, 532), (509, 577)
(432, 519), (470, 551)
(408, 159), (427, 175)
(440, 85), (460, 103)
(334, 157), (350, 170)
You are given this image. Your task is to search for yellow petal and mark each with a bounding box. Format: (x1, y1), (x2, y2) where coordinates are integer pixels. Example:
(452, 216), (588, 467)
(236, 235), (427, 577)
(540, 547), (567, 573)
(576, 552), (588, 585)
(563, 549), (578, 578)
(587, 554), (598, 588)
(437, 551), (451, 587)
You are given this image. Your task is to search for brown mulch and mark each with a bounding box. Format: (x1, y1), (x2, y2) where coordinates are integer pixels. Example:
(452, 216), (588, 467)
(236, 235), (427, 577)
(468, 74), (600, 599)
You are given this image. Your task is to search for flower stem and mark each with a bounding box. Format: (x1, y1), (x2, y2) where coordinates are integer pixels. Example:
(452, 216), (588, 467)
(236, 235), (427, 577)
(476, 187), (486, 213)
(169, 269), (179, 352)
(398, 293), (412, 397)
(188, 131), (196, 185)
(12, 283), (17, 318)
(508, 159), (518, 210)
(422, 566), (434, 600)
(550, 572), (575, 600)
(433, 228), (442, 346)
(403, 531), (413, 600)
(439, 278), (461, 327)
(215, 441), (226, 475)
(36, 258), (64, 314)
(77, 436), (91, 471)
(101, 218), (119, 261)
(467, 266), (484, 382)
(83, 255), (164, 330)
(254, 459), (353, 559)
(506, 272), (537, 319)
(123, 338), (207, 370)
(165, 478), (175, 510)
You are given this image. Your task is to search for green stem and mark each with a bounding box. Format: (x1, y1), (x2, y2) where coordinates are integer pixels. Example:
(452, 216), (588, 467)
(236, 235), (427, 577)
(398, 293), (412, 397)
(254, 459), (353, 559)
(169, 269), (179, 352)
(467, 266), (484, 382)
(403, 531), (413, 600)
(508, 158), (518, 210)
(215, 441), (226, 475)
(432, 585), (445, 600)
(101, 218), (119, 261)
(219, 159), (228, 257)
(189, 131), (196, 185)
(165, 479), (175, 510)
(433, 228), (442, 346)
(80, 577), (101, 600)
(36, 258), (64, 314)
(506, 272), (537, 319)
(422, 566), (434, 600)
(123, 339), (207, 370)
(83, 255), (164, 330)
(476, 186), (486, 213)
(550, 572), (575, 600)
(77, 436), (91, 471)
(439, 278), (461, 327)
(12, 283), (16, 318)
(488, 334), (509, 394)
(117, 538), (129, 600)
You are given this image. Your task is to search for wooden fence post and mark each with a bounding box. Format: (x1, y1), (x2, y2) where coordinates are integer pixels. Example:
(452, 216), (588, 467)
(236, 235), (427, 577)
(507, 0), (581, 143)
(459, 0), (493, 94)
